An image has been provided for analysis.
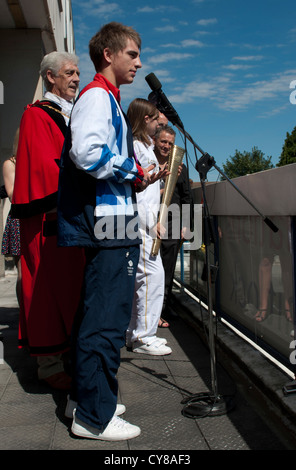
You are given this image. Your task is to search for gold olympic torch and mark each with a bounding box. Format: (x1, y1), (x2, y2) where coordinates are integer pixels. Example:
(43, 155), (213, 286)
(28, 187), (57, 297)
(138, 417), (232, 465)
(151, 144), (185, 256)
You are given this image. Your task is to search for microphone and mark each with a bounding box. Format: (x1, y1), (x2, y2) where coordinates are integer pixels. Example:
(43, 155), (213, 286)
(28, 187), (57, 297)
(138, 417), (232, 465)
(145, 73), (184, 129)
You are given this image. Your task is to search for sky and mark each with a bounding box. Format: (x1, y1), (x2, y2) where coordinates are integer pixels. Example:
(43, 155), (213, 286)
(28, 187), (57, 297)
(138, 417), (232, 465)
(71, 0), (296, 182)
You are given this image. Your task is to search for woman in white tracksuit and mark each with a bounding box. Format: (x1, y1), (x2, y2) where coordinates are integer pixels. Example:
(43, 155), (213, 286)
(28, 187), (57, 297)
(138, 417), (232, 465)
(126, 98), (172, 356)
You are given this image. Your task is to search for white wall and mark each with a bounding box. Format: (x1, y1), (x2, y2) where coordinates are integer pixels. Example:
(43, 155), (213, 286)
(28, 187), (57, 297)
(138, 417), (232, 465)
(0, 0), (75, 276)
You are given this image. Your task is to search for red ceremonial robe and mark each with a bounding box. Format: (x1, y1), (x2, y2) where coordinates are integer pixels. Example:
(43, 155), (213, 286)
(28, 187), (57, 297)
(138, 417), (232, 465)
(12, 101), (85, 355)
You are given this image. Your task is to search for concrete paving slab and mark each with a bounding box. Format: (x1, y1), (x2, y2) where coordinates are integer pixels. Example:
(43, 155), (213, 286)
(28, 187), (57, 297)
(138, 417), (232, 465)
(0, 271), (292, 451)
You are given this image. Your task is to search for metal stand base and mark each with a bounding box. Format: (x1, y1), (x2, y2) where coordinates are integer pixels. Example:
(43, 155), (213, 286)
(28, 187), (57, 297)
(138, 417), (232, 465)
(181, 392), (235, 418)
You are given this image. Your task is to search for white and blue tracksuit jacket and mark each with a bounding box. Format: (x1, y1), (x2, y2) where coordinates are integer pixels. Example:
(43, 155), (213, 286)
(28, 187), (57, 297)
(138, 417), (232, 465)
(57, 74), (142, 248)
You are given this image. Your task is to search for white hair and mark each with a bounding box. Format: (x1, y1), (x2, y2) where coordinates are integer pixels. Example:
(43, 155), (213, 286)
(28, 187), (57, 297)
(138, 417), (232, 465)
(40, 51), (79, 90)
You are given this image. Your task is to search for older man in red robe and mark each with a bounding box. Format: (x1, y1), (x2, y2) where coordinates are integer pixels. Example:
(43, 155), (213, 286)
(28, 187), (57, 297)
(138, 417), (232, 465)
(11, 52), (85, 389)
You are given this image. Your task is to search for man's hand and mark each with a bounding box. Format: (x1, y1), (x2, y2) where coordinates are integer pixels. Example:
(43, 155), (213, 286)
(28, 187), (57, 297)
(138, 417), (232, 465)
(151, 222), (166, 239)
(181, 226), (190, 240)
(135, 163), (170, 192)
(135, 163), (154, 191)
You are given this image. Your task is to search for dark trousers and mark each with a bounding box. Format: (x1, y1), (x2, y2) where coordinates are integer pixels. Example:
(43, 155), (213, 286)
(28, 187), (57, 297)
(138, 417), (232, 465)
(72, 245), (139, 430)
(160, 239), (181, 314)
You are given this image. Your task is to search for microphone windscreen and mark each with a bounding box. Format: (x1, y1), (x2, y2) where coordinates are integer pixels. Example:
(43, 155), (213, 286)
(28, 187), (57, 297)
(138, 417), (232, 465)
(148, 91), (158, 105)
(145, 73), (162, 91)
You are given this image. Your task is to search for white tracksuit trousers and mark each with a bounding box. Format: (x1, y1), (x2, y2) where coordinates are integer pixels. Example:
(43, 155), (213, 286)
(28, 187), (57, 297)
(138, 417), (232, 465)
(126, 138), (164, 347)
(127, 228), (164, 346)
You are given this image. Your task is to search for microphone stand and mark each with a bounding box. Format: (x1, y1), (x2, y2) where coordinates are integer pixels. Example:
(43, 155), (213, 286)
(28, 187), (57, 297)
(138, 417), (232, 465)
(174, 124), (278, 418)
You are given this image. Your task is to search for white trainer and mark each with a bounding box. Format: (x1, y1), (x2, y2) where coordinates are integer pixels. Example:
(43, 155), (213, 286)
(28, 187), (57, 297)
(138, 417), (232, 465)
(71, 411), (141, 441)
(126, 337), (167, 349)
(156, 337), (167, 345)
(133, 338), (172, 356)
(65, 396), (126, 419)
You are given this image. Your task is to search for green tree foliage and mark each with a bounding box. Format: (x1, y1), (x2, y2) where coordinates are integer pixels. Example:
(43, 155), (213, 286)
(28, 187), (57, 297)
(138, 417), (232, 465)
(277, 126), (296, 167)
(221, 146), (274, 180)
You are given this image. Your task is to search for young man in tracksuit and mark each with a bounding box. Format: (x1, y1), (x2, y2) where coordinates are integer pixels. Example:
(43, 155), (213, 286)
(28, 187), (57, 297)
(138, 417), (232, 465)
(58, 23), (145, 440)
(57, 22), (160, 441)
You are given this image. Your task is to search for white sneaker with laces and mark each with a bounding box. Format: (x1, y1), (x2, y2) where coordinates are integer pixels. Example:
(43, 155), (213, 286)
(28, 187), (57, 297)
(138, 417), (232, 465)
(65, 396), (126, 419)
(126, 336), (167, 349)
(132, 338), (172, 356)
(71, 411), (141, 441)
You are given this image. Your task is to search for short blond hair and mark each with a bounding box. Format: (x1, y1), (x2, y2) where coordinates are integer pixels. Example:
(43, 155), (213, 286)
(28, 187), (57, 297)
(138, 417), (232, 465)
(89, 22), (141, 72)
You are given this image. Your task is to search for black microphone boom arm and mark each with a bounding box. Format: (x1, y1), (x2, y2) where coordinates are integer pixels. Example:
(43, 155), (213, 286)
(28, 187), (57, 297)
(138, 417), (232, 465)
(145, 71), (278, 232)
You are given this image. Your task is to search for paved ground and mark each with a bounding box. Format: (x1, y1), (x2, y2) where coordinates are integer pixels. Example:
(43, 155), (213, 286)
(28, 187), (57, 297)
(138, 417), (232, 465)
(0, 270), (293, 452)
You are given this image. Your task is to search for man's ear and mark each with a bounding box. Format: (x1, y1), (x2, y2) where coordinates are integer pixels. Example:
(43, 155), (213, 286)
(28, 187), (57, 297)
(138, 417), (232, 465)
(46, 69), (55, 85)
(103, 47), (112, 64)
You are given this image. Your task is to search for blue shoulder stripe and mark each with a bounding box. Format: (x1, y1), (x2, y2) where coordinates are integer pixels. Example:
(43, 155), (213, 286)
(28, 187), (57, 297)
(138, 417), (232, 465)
(86, 144), (113, 172)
